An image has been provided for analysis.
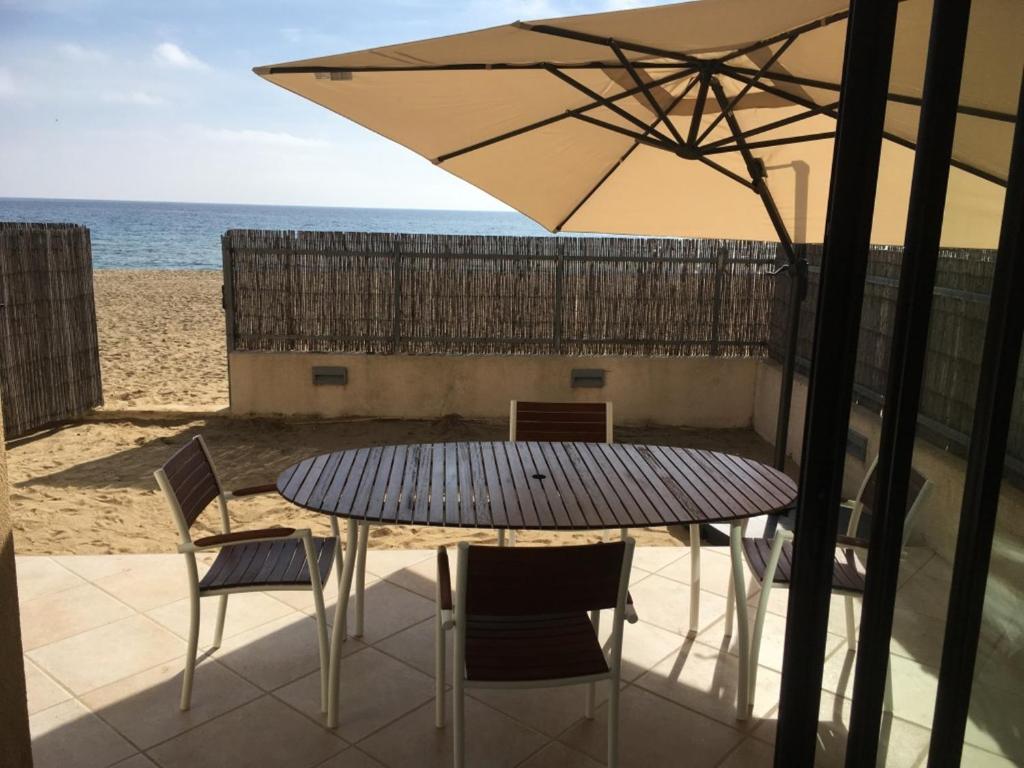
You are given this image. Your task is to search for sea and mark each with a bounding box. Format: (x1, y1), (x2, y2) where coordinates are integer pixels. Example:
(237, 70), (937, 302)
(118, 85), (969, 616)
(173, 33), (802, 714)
(0, 197), (553, 270)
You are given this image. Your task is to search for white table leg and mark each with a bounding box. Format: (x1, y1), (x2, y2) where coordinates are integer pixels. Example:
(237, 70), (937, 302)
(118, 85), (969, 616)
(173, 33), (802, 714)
(729, 522), (750, 720)
(688, 524), (700, 637)
(327, 519), (360, 729)
(355, 521), (369, 638)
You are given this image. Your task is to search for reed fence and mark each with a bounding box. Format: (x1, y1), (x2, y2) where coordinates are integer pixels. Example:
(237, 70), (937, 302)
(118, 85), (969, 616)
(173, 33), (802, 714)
(222, 230), (780, 358)
(768, 243), (1023, 481)
(0, 223), (103, 439)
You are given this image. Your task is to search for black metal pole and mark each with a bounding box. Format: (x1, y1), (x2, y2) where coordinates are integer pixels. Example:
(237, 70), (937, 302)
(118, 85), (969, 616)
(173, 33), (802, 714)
(927, 66), (1024, 768)
(773, 0), (901, 763)
(845, 1), (974, 763)
(773, 262), (805, 471)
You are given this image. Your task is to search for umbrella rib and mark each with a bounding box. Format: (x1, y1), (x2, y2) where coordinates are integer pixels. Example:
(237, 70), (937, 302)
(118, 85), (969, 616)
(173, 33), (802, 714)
(687, 74), (711, 146)
(609, 43), (688, 147)
(723, 68), (1009, 186)
(555, 76), (700, 232)
(723, 64), (1017, 123)
(434, 67), (693, 164)
(543, 65), (677, 147)
(259, 62), (694, 74)
(695, 35), (797, 146)
(702, 99), (839, 150)
(520, 22), (704, 67)
(721, 9), (851, 63)
(702, 131), (837, 154)
(570, 111), (684, 155)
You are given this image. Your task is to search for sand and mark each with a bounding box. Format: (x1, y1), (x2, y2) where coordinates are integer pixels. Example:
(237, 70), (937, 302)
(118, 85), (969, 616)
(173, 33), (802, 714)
(6, 270), (783, 555)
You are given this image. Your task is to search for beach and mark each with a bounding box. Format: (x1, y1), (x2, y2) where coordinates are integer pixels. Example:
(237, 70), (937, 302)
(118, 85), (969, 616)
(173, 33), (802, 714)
(6, 269), (777, 555)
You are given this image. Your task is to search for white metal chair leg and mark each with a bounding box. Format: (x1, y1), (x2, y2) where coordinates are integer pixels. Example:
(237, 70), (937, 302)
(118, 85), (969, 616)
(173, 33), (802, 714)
(729, 523), (751, 719)
(688, 524), (701, 637)
(844, 595), (858, 651)
(354, 521), (369, 638)
(435, 605), (446, 728)
(212, 595), (228, 649)
(327, 519), (360, 729)
(724, 567), (735, 638)
(586, 609), (601, 718)
(302, 533), (330, 714)
(181, 591), (200, 711)
(607, 674), (620, 768)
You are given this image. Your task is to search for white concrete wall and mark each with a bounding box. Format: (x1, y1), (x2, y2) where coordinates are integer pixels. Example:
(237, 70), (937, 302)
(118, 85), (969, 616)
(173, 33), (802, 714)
(229, 353), (759, 429)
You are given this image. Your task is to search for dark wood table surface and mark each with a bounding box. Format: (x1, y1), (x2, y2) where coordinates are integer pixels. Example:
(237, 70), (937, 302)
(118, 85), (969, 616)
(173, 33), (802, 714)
(276, 441), (797, 529)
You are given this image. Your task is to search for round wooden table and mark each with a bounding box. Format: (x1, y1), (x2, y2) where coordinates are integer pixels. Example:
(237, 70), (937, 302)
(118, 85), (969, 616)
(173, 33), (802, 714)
(277, 441), (797, 726)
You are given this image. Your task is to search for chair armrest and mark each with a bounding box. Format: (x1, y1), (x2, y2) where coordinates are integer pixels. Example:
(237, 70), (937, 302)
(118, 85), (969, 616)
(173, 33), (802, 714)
(836, 534), (869, 550)
(625, 591), (639, 624)
(183, 527), (299, 552)
(224, 483), (279, 500)
(437, 547), (455, 628)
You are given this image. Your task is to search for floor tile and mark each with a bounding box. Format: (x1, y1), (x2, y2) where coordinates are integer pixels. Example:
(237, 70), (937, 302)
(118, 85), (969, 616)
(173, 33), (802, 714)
(381, 555), (445, 600)
(469, 682), (608, 738)
(598, 618), (687, 682)
(656, 548), (761, 600)
(146, 591), (296, 647)
(960, 743), (1020, 767)
(30, 699), (135, 768)
(24, 658), (72, 715)
(716, 737), (773, 767)
(92, 558), (193, 612)
(147, 695), (346, 768)
(374, 617), (450, 679)
(362, 549), (434, 579)
(15, 556), (85, 603)
(517, 741), (603, 768)
(630, 545), (688, 574)
(54, 554), (195, 583)
(80, 657), (261, 750)
(217, 613), (331, 692)
(635, 637), (781, 728)
(275, 647), (434, 744)
(29, 615), (185, 695)
(360, 698), (547, 768)
(328, 579), (435, 644)
(627, 573), (728, 637)
(20, 582), (135, 650)
(111, 755), (158, 768)
(314, 747), (388, 767)
(560, 686), (743, 768)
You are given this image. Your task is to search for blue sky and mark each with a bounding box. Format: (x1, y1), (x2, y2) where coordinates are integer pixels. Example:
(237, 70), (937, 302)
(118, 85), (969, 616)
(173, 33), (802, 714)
(0, 0), (668, 209)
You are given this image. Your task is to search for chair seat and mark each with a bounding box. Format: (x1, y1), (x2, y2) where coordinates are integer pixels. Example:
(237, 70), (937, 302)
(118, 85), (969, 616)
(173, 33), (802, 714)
(742, 538), (866, 594)
(198, 536), (336, 593)
(464, 612), (609, 683)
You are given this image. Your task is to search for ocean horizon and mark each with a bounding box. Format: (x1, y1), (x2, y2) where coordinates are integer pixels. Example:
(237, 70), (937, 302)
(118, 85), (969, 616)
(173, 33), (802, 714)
(0, 197), (555, 270)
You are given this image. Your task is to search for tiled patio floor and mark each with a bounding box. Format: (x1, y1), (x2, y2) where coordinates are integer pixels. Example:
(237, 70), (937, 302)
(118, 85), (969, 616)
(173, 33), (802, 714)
(16, 547), (1019, 767)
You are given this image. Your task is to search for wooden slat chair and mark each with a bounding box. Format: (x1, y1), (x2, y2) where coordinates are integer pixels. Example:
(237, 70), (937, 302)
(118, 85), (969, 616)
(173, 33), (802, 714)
(505, 400), (614, 546)
(154, 435), (338, 712)
(435, 540), (638, 768)
(737, 458), (933, 714)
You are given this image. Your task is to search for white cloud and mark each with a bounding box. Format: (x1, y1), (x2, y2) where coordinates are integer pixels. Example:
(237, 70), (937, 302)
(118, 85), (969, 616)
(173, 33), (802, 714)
(57, 43), (108, 62)
(101, 90), (165, 106)
(199, 127), (331, 149)
(153, 42), (208, 71)
(0, 68), (16, 98)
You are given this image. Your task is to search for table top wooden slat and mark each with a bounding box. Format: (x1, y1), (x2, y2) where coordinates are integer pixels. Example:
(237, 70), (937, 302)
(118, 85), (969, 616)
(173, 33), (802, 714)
(278, 441), (796, 529)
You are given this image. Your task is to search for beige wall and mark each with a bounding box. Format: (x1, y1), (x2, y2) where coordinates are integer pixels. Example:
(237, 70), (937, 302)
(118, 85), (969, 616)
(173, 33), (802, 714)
(753, 359), (1024, 565)
(0, 406), (33, 765)
(229, 353), (759, 428)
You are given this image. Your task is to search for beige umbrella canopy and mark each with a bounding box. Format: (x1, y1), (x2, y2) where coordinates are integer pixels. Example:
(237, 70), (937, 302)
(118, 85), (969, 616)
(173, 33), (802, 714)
(255, 0), (1021, 250)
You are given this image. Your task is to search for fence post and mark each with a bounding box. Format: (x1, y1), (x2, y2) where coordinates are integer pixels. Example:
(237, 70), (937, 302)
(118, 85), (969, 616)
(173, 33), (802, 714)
(221, 234), (235, 412)
(710, 245), (728, 356)
(392, 246), (403, 354)
(553, 243), (564, 354)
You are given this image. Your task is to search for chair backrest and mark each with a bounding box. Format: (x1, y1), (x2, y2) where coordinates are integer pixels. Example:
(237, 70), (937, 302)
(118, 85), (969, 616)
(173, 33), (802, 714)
(154, 435), (228, 544)
(849, 456), (933, 544)
(509, 401), (613, 443)
(459, 541), (629, 616)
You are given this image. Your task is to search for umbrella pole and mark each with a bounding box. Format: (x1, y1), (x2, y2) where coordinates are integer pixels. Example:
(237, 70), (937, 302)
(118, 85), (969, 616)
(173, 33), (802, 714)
(773, 258), (807, 471)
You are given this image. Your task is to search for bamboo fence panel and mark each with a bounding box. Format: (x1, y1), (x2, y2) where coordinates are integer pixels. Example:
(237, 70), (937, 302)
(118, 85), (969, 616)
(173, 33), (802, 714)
(223, 230), (779, 358)
(0, 223), (102, 439)
(768, 243), (1024, 482)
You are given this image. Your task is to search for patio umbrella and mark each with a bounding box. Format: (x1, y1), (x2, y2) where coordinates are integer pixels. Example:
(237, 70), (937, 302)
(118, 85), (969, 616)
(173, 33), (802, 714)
(254, 0), (1021, 467)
